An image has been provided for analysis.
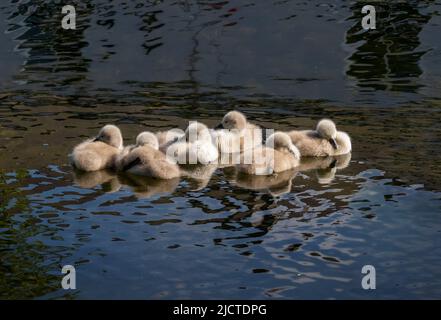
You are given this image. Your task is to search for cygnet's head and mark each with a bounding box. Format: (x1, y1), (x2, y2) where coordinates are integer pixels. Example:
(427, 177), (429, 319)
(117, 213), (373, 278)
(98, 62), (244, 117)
(184, 121), (211, 143)
(266, 131), (300, 160)
(215, 111), (247, 130)
(317, 119), (338, 149)
(136, 131), (159, 150)
(94, 125), (123, 150)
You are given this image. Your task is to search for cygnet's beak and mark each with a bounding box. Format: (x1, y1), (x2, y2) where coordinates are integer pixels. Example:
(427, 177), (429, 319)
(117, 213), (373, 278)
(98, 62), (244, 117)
(329, 138), (339, 150)
(289, 146), (299, 159)
(214, 123), (224, 130)
(329, 158), (337, 169)
(93, 136), (101, 142)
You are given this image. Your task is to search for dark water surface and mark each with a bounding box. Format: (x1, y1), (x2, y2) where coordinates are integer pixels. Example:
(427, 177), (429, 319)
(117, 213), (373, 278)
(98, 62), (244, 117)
(1, 0), (441, 299)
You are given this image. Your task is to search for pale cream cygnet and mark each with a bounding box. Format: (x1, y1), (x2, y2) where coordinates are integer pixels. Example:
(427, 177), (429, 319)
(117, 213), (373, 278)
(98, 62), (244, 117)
(237, 131), (300, 175)
(166, 121), (218, 165)
(70, 124), (123, 172)
(116, 132), (180, 179)
(212, 111), (263, 154)
(288, 119), (352, 157)
(115, 131), (159, 167)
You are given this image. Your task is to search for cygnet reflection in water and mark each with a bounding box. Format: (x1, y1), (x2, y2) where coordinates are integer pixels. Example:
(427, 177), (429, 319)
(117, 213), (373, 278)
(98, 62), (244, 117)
(234, 168), (299, 197)
(298, 153), (352, 184)
(72, 169), (121, 193)
(179, 163), (218, 191)
(117, 172), (180, 199)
